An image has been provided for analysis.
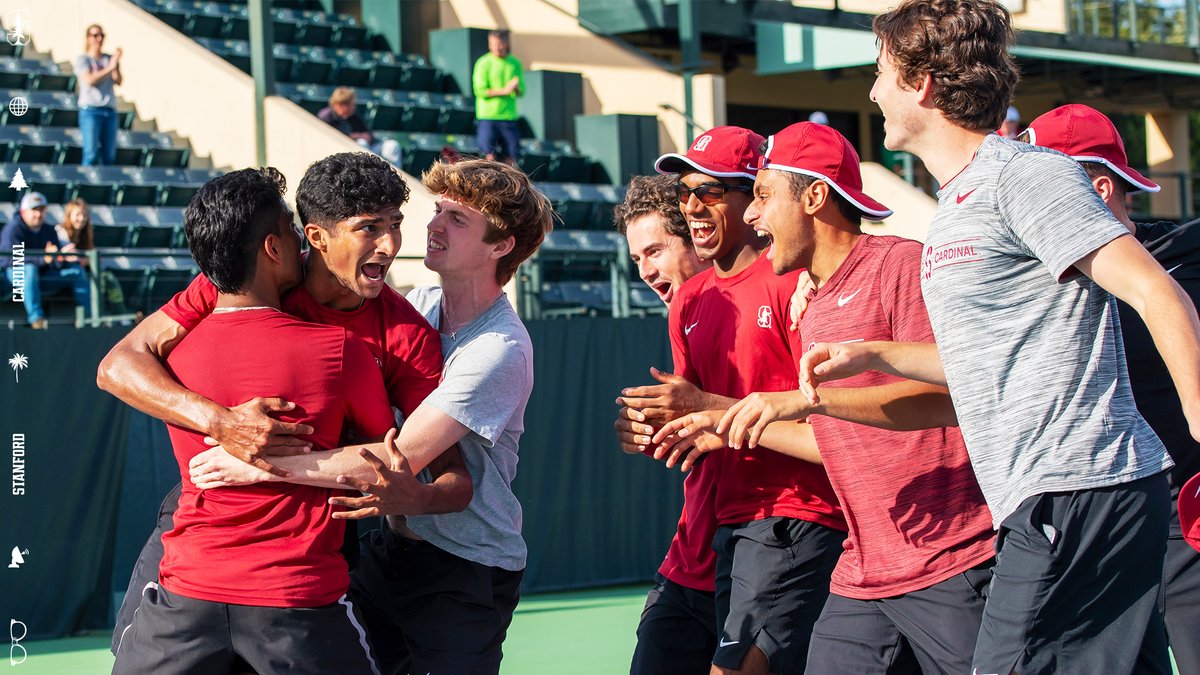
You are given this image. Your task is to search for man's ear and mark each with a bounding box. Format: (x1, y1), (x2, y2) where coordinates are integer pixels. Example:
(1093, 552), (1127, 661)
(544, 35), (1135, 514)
(915, 71), (936, 106)
(490, 235), (516, 260)
(805, 181), (832, 216)
(305, 223), (327, 252)
(1091, 173), (1117, 204)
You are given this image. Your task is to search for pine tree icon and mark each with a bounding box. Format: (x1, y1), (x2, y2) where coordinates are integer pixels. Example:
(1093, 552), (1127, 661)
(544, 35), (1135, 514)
(9, 167), (27, 191)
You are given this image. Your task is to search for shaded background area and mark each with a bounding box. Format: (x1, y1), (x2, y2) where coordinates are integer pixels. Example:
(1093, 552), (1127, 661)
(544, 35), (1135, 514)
(1, 317), (683, 639)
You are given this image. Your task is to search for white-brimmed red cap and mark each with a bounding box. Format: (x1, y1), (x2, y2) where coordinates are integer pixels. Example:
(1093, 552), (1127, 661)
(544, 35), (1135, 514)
(655, 126), (765, 181)
(1022, 104), (1160, 194)
(752, 122), (892, 219)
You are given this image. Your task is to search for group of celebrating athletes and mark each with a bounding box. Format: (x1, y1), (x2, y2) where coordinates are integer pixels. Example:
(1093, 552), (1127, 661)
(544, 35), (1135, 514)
(95, 0), (1200, 673)
(613, 0), (1200, 674)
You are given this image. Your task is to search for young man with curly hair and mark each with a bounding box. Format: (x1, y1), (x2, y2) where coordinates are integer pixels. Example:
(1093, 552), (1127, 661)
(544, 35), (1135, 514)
(798, 1), (1200, 672)
(186, 158), (555, 674)
(111, 167), (394, 674)
(99, 152), (472, 659)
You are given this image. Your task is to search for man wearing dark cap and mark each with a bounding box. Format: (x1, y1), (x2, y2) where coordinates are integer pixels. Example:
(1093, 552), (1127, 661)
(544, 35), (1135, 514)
(658, 121), (996, 674)
(0, 191), (92, 328)
(1023, 103), (1200, 674)
(619, 126), (847, 675)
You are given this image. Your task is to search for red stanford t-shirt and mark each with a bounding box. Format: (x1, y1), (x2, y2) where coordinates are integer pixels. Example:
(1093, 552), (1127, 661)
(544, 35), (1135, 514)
(159, 310), (394, 607)
(801, 235), (995, 600)
(163, 274), (442, 417)
(671, 252), (844, 535)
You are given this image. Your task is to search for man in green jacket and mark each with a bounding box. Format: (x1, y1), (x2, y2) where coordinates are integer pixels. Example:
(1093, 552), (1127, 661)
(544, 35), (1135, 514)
(472, 29), (524, 163)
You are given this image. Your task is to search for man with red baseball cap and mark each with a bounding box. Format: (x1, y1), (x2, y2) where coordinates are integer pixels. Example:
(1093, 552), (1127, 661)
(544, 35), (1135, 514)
(658, 121), (997, 673)
(1024, 103), (1200, 673)
(617, 126), (847, 675)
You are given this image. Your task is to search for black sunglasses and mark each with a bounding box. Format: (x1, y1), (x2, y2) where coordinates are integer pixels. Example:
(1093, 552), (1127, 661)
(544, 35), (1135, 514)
(674, 181), (752, 206)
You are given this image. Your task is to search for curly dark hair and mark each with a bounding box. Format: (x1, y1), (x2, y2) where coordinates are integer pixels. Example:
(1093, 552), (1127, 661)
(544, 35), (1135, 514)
(423, 159), (555, 285)
(874, 0), (1019, 131)
(296, 152), (410, 230)
(184, 167), (288, 294)
(612, 175), (690, 243)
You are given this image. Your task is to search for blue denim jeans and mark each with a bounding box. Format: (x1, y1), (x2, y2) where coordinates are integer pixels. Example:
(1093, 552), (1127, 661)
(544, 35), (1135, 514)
(476, 119), (521, 162)
(6, 263), (92, 324)
(80, 106), (119, 166)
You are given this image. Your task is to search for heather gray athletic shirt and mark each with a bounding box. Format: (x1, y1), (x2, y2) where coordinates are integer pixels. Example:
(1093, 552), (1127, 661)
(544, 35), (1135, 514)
(402, 286), (530, 570)
(920, 134), (1172, 527)
(73, 53), (116, 109)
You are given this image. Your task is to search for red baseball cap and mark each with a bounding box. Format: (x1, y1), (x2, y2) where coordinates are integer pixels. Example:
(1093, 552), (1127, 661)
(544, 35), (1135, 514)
(1181, 471), (1200, 553)
(752, 121), (892, 219)
(1021, 104), (1160, 194)
(654, 126), (764, 181)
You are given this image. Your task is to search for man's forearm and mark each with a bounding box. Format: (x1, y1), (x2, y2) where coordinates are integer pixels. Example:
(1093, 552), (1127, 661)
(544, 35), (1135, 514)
(1138, 276), (1200, 415)
(866, 342), (947, 386)
(96, 313), (222, 436)
(812, 381), (957, 430)
(263, 443), (473, 514)
(757, 422), (822, 464)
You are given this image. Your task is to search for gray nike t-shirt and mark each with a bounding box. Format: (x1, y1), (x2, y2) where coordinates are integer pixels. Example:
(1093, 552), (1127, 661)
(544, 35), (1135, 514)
(920, 134), (1171, 527)
(402, 286), (531, 570)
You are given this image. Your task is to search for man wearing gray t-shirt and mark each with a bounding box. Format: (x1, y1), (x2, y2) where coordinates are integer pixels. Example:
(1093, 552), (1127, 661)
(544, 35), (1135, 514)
(798, 1), (1200, 673)
(326, 159), (553, 675)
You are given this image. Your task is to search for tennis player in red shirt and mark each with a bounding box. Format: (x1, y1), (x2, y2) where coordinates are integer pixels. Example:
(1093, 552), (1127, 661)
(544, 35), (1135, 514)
(112, 167), (393, 674)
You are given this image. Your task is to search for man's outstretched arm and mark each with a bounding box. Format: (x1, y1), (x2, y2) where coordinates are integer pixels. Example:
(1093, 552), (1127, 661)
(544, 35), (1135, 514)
(191, 403), (475, 515)
(798, 341), (946, 404)
(1077, 234), (1200, 441)
(96, 310), (314, 476)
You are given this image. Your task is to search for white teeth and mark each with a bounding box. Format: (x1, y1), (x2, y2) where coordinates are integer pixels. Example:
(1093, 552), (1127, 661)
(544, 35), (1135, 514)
(756, 230), (768, 237)
(428, 239), (446, 250)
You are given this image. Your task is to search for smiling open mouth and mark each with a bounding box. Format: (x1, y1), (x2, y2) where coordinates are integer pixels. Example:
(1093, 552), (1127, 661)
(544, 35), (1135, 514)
(361, 263), (385, 281)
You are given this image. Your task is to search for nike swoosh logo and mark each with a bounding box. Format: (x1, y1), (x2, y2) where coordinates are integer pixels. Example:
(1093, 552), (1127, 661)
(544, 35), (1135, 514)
(685, 321), (699, 335)
(956, 188), (977, 204)
(837, 289), (861, 307)
(1166, 263), (1183, 275)
(719, 638), (739, 647)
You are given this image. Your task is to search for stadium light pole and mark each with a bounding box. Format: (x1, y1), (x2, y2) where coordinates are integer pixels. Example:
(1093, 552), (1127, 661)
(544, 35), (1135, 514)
(678, 0), (700, 146)
(249, 0), (276, 167)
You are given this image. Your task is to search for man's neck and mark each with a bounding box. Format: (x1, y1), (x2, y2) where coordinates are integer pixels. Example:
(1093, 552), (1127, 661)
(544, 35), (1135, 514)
(908, 121), (991, 187)
(712, 239), (766, 278)
(214, 283), (283, 311)
(808, 226), (861, 289)
(439, 272), (503, 334)
(303, 255), (364, 311)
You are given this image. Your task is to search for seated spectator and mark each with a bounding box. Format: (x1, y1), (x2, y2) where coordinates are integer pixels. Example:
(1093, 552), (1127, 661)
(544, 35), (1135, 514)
(316, 87), (402, 167)
(0, 192), (93, 329)
(317, 87), (373, 144)
(55, 198), (128, 314)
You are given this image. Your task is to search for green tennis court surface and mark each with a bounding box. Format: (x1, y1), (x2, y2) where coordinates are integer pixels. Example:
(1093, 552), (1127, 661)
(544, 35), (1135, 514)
(12, 585), (649, 674)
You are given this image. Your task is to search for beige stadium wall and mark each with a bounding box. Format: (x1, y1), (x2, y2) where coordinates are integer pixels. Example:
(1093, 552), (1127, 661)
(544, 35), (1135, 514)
(860, 163), (939, 242)
(0, 0), (440, 289)
(438, 0), (723, 154)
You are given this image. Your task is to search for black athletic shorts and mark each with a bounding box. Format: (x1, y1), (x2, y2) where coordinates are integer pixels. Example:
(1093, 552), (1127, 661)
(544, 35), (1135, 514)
(1160, 493), (1200, 674)
(630, 573), (717, 675)
(806, 560), (993, 674)
(972, 472), (1171, 675)
(349, 524), (523, 675)
(112, 583), (379, 675)
(712, 516), (844, 674)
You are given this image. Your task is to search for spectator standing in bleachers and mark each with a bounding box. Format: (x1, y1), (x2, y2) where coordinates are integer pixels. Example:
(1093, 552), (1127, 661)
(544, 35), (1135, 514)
(74, 23), (122, 166)
(318, 87), (373, 145)
(55, 198), (127, 314)
(0, 191), (92, 328)
(472, 30), (524, 163)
